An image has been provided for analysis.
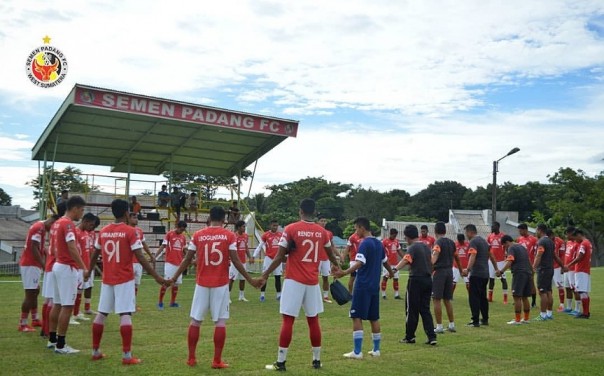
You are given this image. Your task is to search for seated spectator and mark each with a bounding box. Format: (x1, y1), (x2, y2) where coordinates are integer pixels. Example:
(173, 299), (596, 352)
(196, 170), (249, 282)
(228, 200), (241, 224)
(157, 185), (170, 207)
(130, 196), (142, 218)
(171, 187), (185, 221)
(188, 192), (199, 222)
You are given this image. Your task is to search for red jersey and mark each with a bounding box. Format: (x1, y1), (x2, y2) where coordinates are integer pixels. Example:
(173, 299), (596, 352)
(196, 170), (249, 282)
(575, 239), (592, 274)
(456, 241), (470, 269)
(487, 232), (506, 262)
(382, 237), (401, 265)
(347, 233), (362, 262)
(564, 240), (578, 265)
(553, 236), (564, 268)
(235, 232), (249, 263)
(45, 224), (57, 272)
(319, 229), (334, 262)
(19, 221), (46, 268)
(418, 235), (435, 248)
(75, 228), (94, 268)
(132, 226), (145, 264)
(262, 230), (282, 259)
(189, 226), (237, 287)
(162, 230), (187, 265)
(50, 217), (78, 268)
(96, 223), (142, 285)
(516, 235), (538, 263)
(279, 220), (331, 285)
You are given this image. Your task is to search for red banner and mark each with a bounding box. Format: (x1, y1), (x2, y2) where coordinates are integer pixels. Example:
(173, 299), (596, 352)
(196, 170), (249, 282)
(73, 86), (298, 137)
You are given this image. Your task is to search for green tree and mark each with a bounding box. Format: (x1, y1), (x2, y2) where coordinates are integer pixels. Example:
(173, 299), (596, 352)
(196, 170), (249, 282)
(0, 188), (12, 206)
(546, 168), (604, 265)
(163, 170), (252, 201)
(344, 187), (411, 225)
(498, 181), (552, 222)
(342, 220), (381, 239)
(26, 166), (98, 209)
(409, 181), (468, 222)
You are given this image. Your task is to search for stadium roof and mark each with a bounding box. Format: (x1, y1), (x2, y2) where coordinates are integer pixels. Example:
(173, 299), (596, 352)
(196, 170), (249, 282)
(32, 84), (299, 177)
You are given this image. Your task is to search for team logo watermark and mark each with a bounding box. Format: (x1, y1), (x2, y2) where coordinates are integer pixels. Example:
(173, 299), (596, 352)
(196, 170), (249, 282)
(25, 35), (68, 88)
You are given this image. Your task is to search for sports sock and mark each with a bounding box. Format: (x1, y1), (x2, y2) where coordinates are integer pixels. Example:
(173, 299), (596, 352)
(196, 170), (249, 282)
(188, 322), (201, 360)
(575, 300), (581, 312)
(546, 310), (552, 317)
(85, 298), (91, 312)
(119, 315), (133, 353)
(436, 323), (443, 330)
(503, 290), (508, 303)
(277, 347), (288, 362)
(488, 290), (493, 301)
(73, 293), (82, 316)
(170, 286), (179, 304)
(159, 286), (167, 304)
(279, 315), (295, 348)
(307, 315), (321, 347)
(448, 321), (455, 328)
(515, 312), (521, 322)
(213, 324), (226, 363)
(523, 311), (530, 321)
(581, 294), (590, 315)
(92, 314), (106, 350)
(275, 276), (282, 293)
(372, 332), (381, 352)
(260, 291), (266, 298)
(565, 298), (572, 309)
(531, 294), (536, 306)
(558, 288), (565, 304)
(381, 279), (387, 292)
(323, 290), (329, 298)
(239, 290), (245, 299)
(31, 308), (38, 321)
(49, 331), (57, 344)
(57, 335), (66, 349)
(20, 311), (28, 326)
(312, 346), (321, 361)
(540, 312), (547, 318)
(393, 279), (399, 292)
(353, 330), (363, 354)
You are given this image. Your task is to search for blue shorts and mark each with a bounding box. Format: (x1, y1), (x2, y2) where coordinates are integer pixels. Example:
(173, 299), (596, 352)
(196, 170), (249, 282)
(349, 289), (380, 321)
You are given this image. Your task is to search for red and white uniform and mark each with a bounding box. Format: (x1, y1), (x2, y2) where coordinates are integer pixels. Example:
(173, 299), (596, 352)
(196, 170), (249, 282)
(230, 232), (249, 281)
(262, 230), (282, 259)
(132, 226), (145, 285)
(50, 217), (79, 305)
(455, 241), (470, 283)
(75, 227), (94, 289)
(318, 229), (334, 277)
(162, 230), (187, 285)
(95, 222), (142, 313)
(382, 237), (400, 278)
(418, 234), (435, 249)
(574, 239), (592, 293)
(278, 220), (331, 318)
(188, 226), (237, 322)
(563, 240), (578, 289)
(20, 221), (46, 290)
(487, 232), (507, 279)
(347, 233), (362, 265)
(517, 235), (538, 264)
(42, 222), (58, 299)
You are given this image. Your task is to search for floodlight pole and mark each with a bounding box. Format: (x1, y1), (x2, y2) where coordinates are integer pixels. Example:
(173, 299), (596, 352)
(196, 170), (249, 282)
(491, 147), (520, 226)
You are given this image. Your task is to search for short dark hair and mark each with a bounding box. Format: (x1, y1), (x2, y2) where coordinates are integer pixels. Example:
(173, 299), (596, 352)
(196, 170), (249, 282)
(457, 233), (465, 242)
(235, 220), (246, 230)
(493, 221), (500, 227)
(56, 202), (67, 217)
(573, 228), (584, 236)
(94, 216), (100, 227)
(270, 219), (278, 224)
(209, 206), (226, 221)
(300, 198), (315, 215)
(61, 190), (69, 194)
(317, 213), (326, 220)
(66, 196), (86, 210)
(353, 217), (370, 231)
(176, 220), (188, 228)
(545, 229), (554, 237)
(501, 235), (514, 243)
(536, 223), (548, 232)
(389, 228), (398, 235)
(565, 226), (576, 234)
(464, 224), (477, 233)
(404, 224), (419, 239)
(111, 199), (129, 218)
(82, 212), (96, 222)
(434, 221), (446, 235)
(517, 223), (528, 230)
(420, 225), (428, 230)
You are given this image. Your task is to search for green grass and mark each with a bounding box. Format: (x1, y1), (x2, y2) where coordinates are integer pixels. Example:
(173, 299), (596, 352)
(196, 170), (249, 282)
(1, 269), (603, 375)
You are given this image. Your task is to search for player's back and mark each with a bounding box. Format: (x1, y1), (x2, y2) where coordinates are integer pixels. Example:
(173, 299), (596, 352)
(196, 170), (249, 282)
(98, 222), (141, 285)
(191, 226), (236, 287)
(280, 220), (330, 285)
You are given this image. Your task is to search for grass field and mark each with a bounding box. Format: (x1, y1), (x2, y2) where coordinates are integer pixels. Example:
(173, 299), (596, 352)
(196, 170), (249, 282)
(1, 269), (603, 376)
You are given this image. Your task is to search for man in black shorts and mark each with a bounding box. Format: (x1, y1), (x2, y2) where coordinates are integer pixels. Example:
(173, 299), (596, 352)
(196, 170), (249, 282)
(498, 235), (532, 324)
(431, 222), (462, 334)
(533, 224), (564, 321)
(393, 225), (436, 345)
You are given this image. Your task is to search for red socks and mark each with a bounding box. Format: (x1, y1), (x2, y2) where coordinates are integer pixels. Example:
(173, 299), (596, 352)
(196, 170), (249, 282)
(92, 323), (104, 350)
(73, 293), (82, 316)
(393, 280), (399, 291)
(188, 324), (200, 360)
(306, 315), (321, 347)
(381, 279), (387, 292)
(159, 286), (167, 303)
(170, 286), (179, 305)
(279, 315), (295, 348)
(213, 326), (226, 363)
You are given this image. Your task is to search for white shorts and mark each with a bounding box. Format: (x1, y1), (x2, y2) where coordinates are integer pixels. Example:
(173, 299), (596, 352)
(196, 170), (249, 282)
(564, 271), (575, 289)
(77, 269), (84, 290)
(383, 265), (400, 279)
(164, 262), (183, 285)
(263, 256), (283, 276)
(452, 267), (461, 284)
(279, 279), (323, 318)
(83, 270), (95, 289)
(134, 263), (143, 285)
(190, 284), (229, 322)
(319, 260), (330, 277)
(20, 266), (42, 290)
(42, 271), (54, 299)
(52, 263), (78, 306)
(489, 261), (507, 279)
(229, 262), (248, 281)
(574, 272), (591, 293)
(553, 268), (563, 288)
(98, 280), (136, 314)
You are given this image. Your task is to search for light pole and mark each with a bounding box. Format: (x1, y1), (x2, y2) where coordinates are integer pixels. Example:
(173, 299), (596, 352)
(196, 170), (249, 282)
(491, 147), (520, 225)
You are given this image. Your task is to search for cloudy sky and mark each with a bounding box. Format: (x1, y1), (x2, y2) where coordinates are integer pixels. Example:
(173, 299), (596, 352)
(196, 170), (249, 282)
(1, 0), (604, 209)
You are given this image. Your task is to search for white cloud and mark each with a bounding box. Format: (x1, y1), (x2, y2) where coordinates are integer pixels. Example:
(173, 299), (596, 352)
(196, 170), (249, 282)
(0, 136), (33, 161)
